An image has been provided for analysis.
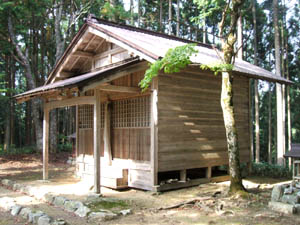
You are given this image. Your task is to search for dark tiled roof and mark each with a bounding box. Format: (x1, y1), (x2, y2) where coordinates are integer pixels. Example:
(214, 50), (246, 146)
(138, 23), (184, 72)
(284, 144), (300, 158)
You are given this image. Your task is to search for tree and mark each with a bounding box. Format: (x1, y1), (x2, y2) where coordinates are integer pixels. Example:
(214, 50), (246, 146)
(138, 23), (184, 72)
(252, 0), (260, 163)
(273, 0), (284, 166)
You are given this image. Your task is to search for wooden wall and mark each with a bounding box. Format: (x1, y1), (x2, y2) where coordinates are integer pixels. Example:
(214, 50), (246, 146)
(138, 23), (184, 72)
(157, 67), (250, 172)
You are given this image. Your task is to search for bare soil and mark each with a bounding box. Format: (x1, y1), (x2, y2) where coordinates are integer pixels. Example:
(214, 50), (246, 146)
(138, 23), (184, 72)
(1, 153), (299, 225)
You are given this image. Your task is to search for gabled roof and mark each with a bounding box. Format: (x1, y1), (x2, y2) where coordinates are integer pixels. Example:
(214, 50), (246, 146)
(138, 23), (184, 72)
(17, 16), (292, 102)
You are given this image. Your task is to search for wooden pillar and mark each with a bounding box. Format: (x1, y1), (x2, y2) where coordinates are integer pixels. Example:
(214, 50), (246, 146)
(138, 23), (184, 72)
(248, 79), (253, 174)
(150, 78), (158, 188)
(94, 90), (101, 193)
(104, 102), (112, 165)
(43, 107), (49, 180)
(75, 105), (79, 158)
(206, 167), (212, 179)
(180, 170), (187, 182)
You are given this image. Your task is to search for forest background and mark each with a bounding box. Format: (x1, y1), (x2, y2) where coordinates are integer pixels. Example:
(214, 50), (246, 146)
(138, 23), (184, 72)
(0, 0), (299, 167)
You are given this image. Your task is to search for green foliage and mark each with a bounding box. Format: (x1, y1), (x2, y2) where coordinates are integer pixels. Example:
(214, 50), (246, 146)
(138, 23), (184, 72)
(58, 134), (73, 152)
(0, 145), (36, 156)
(139, 44), (198, 91)
(252, 162), (292, 178)
(200, 63), (234, 75)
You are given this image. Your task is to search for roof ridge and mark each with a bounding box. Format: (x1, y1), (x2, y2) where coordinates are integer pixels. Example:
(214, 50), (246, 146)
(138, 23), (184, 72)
(86, 15), (213, 49)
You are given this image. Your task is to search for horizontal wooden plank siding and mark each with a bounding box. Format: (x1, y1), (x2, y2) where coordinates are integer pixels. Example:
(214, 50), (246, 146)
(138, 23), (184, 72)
(157, 69), (250, 172)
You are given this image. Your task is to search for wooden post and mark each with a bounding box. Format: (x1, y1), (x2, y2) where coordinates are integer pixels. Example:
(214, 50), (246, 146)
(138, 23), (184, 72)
(248, 79), (253, 174)
(94, 90), (101, 193)
(104, 102), (112, 165)
(180, 170), (187, 182)
(206, 167), (212, 179)
(150, 78), (158, 189)
(75, 105), (79, 158)
(43, 107), (49, 180)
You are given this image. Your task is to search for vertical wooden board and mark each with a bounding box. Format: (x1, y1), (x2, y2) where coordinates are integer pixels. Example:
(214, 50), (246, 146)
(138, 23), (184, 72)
(129, 129), (138, 160)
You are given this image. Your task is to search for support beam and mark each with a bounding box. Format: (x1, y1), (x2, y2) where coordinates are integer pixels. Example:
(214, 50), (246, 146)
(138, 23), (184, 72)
(43, 107), (50, 180)
(97, 85), (141, 93)
(81, 61), (148, 93)
(58, 71), (74, 78)
(150, 78), (158, 188)
(73, 50), (95, 58)
(206, 167), (212, 179)
(104, 102), (112, 165)
(45, 96), (95, 110)
(180, 170), (187, 182)
(94, 90), (101, 193)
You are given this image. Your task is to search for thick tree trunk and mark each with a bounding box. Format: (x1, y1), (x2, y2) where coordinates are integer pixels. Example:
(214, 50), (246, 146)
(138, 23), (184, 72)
(176, 0), (180, 37)
(168, 0), (172, 35)
(252, 0), (260, 163)
(159, 0), (163, 32)
(273, 0), (284, 166)
(221, 71), (244, 193)
(8, 15), (43, 152)
(219, 0), (246, 193)
(268, 87), (272, 164)
(130, 0), (134, 25)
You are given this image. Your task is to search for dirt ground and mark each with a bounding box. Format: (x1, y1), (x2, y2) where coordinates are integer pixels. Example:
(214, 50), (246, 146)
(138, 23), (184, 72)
(1, 153), (300, 225)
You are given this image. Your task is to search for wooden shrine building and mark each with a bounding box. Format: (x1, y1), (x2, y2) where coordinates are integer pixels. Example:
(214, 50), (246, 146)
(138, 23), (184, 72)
(15, 16), (292, 192)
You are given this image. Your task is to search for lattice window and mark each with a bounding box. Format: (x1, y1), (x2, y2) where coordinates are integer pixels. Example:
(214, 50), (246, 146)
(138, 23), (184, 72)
(78, 104), (105, 129)
(112, 96), (150, 128)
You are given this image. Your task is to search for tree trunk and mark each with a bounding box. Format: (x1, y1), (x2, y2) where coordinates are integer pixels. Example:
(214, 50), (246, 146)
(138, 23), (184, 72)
(252, 0), (260, 163)
(202, 18), (206, 44)
(219, 0), (246, 193)
(176, 0), (180, 37)
(273, 0), (284, 166)
(130, 0), (134, 25)
(168, 0), (172, 35)
(159, 0), (163, 32)
(8, 14), (43, 152)
(268, 86), (272, 164)
(137, 0), (141, 27)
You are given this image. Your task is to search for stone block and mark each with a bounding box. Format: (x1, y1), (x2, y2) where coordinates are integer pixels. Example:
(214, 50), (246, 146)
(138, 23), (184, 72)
(28, 211), (45, 223)
(38, 215), (52, 225)
(282, 194), (300, 204)
(11, 205), (22, 216)
(120, 209), (132, 216)
(44, 193), (55, 204)
(268, 201), (296, 214)
(271, 185), (284, 202)
(64, 200), (83, 212)
(53, 196), (67, 207)
(19, 207), (32, 219)
(75, 205), (91, 217)
(88, 211), (118, 221)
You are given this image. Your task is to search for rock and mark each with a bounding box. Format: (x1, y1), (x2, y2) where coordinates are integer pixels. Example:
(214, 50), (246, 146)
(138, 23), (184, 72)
(28, 211), (45, 223)
(38, 215), (52, 225)
(284, 187), (293, 195)
(53, 196), (67, 207)
(271, 185), (284, 202)
(74, 205), (91, 217)
(64, 200), (83, 212)
(19, 185), (30, 195)
(10, 205), (22, 216)
(19, 207), (32, 219)
(44, 193), (55, 204)
(268, 201), (296, 214)
(1, 179), (15, 188)
(12, 183), (22, 191)
(296, 183), (300, 189)
(295, 204), (300, 214)
(88, 211), (118, 221)
(119, 209), (132, 216)
(282, 194), (300, 204)
(51, 218), (66, 225)
(0, 197), (16, 211)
